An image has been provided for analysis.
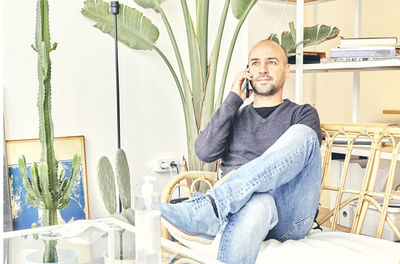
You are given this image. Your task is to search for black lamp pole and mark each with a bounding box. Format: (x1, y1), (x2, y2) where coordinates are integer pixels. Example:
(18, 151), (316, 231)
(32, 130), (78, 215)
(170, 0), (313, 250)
(111, 1), (122, 213)
(111, 1), (121, 150)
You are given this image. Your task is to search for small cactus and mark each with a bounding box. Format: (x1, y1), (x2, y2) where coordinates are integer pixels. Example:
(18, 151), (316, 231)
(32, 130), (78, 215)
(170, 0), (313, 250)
(97, 149), (135, 258)
(18, 0), (81, 262)
(97, 148), (135, 224)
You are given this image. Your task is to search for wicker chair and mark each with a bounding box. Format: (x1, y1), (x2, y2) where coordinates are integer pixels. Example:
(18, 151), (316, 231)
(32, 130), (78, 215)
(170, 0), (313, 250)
(161, 124), (400, 242)
(319, 123), (400, 238)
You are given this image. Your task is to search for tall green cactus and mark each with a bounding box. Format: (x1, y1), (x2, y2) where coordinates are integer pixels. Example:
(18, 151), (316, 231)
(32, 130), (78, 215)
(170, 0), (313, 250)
(18, 0), (81, 262)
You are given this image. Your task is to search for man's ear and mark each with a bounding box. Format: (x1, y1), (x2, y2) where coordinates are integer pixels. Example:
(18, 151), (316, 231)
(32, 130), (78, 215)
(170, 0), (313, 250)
(284, 63), (291, 78)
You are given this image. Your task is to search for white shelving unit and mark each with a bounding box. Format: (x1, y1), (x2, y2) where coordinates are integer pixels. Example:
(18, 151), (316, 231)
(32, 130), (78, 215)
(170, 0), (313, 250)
(263, 0), (400, 160)
(264, 0), (400, 123)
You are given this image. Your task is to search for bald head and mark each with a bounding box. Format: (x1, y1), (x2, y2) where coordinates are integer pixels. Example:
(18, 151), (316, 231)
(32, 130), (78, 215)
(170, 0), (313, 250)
(246, 39), (291, 100)
(249, 39), (288, 65)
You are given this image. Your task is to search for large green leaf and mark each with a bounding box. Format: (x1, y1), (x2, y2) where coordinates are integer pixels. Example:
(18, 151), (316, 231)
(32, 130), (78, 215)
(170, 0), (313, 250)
(132, 0), (166, 12)
(268, 33), (280, 45)
(82, 0), (159, 50)
(303, 25), (318, 45)
(281, 31), (295, 54)
(304, 25), (339, 47)
(231, 0), (254, 19)
(269, 21), (340, 54)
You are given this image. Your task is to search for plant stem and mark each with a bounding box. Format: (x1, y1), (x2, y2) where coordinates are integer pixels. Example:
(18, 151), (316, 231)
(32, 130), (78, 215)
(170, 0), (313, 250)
(42, 208), (58, 262)
(181, 0), (203, 128)
(158, 7), (200, 170)
(216, 0), (258, 109)
(200, 0), (230, 130)
(153, 45), (185, 107)
(158, 8), (192, 102)
(196, 0), (209, 85)
(43, 240), (58, 263)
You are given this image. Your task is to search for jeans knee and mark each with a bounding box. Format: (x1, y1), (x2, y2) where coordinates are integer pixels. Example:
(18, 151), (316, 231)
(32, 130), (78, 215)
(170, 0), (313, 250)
(243, 193), (278, 228)
(289, 124), (318, 142)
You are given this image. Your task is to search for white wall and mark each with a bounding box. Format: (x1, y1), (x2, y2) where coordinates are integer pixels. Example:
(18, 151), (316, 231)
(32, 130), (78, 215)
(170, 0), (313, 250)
(3, 0), (248, 219)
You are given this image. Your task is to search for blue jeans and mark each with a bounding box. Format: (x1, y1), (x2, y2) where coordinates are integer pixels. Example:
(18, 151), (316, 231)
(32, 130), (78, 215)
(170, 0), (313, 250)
(208, 124), (322, 264)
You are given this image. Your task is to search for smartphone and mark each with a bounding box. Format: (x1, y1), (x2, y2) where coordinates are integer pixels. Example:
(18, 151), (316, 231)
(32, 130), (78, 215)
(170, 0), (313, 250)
(245, 79), (250, 98)
(241, 77), (250, 98)
(244, 64), (252, 98)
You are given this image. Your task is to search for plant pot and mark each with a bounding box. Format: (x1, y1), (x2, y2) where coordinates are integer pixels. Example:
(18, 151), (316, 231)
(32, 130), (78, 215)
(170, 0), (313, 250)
(103, 252), (136, 264)
(24, 249), (77, 264)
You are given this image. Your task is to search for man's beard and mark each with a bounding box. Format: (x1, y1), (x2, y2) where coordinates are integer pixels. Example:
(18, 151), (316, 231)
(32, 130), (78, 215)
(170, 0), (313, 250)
(251, 75), (279, 96)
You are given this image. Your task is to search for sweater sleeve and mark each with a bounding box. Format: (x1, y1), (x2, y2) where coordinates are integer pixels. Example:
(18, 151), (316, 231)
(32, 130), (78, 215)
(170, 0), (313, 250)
(293, 104), (322, 145)
(195, 92), (244, 163)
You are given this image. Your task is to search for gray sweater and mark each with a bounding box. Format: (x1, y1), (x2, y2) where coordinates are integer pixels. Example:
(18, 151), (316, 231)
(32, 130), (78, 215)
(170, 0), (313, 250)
(195, 92), (322, 176)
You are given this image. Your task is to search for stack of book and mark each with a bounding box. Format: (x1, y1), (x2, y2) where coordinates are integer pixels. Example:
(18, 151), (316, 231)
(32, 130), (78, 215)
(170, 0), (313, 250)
(322, 37), (400, 63)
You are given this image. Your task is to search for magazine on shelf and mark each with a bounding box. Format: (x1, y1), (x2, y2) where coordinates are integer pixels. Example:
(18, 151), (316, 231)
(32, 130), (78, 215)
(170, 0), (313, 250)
(340, 37), (397, 46)
(336, 45), (400, 50)
(339, 44), (400, 48)
(321, 56), (400, 63)
(330, 47), (397, 58)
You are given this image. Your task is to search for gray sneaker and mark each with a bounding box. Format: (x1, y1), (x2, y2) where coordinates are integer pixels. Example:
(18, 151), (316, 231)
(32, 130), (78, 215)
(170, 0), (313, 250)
(160, 195), (220, 244)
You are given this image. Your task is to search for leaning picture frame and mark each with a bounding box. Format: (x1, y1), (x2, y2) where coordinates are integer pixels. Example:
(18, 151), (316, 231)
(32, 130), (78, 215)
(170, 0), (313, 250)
(6, 136), (89, 230)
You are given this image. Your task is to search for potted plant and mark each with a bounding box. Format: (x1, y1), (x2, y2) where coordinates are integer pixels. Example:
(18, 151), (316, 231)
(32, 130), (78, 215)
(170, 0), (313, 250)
(268, 21), (340, 62)
(18, 0), (81, 262)
(97, 149), (136, 262)
(81, 0), (258, 172)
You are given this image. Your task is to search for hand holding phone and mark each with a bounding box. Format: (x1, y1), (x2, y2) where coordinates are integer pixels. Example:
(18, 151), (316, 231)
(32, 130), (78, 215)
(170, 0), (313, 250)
(235, 67), (252, 101)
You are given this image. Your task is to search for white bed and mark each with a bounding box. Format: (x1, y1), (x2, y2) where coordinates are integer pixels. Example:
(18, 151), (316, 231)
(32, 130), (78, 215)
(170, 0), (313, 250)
(166, 226), (400, 264)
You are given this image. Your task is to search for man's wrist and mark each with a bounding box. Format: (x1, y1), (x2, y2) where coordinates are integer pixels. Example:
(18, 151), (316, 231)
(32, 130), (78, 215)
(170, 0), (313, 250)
(225, 91), (244, 109)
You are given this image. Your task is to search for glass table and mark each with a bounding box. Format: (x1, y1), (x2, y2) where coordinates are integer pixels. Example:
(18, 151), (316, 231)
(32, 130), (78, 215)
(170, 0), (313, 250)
(3, 218), (223, 264)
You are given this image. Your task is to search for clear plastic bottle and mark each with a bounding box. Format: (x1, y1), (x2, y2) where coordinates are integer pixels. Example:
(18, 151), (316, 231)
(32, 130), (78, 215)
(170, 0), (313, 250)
(134, 176), (161, 264)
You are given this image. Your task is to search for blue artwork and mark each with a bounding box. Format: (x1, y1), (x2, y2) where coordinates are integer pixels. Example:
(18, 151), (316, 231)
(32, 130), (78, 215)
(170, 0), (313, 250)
(8, 159), (87, 230)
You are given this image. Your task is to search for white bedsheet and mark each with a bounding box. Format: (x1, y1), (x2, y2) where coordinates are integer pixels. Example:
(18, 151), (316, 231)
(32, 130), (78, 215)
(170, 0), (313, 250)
(168, 229), (400, 263)
(258, 231), (400, 264)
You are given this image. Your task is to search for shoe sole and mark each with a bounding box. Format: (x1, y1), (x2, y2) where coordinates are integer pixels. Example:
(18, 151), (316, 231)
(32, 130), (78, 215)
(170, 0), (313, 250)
(161, 216), (215, 245)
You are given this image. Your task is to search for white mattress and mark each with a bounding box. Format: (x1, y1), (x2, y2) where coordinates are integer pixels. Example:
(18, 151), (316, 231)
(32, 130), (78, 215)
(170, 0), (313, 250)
(168, 229), (400, 263)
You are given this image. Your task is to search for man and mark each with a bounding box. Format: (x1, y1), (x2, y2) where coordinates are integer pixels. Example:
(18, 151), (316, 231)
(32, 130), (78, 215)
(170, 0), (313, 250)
(161, 39), (322, 264)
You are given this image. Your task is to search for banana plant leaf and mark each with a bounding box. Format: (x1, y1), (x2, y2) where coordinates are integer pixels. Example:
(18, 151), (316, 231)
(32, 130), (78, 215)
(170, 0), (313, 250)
(231, 0), (255, 19)
(82, 0), (159, 50)
(268, 21), (340, 54)
(132, 0), (166, 12)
